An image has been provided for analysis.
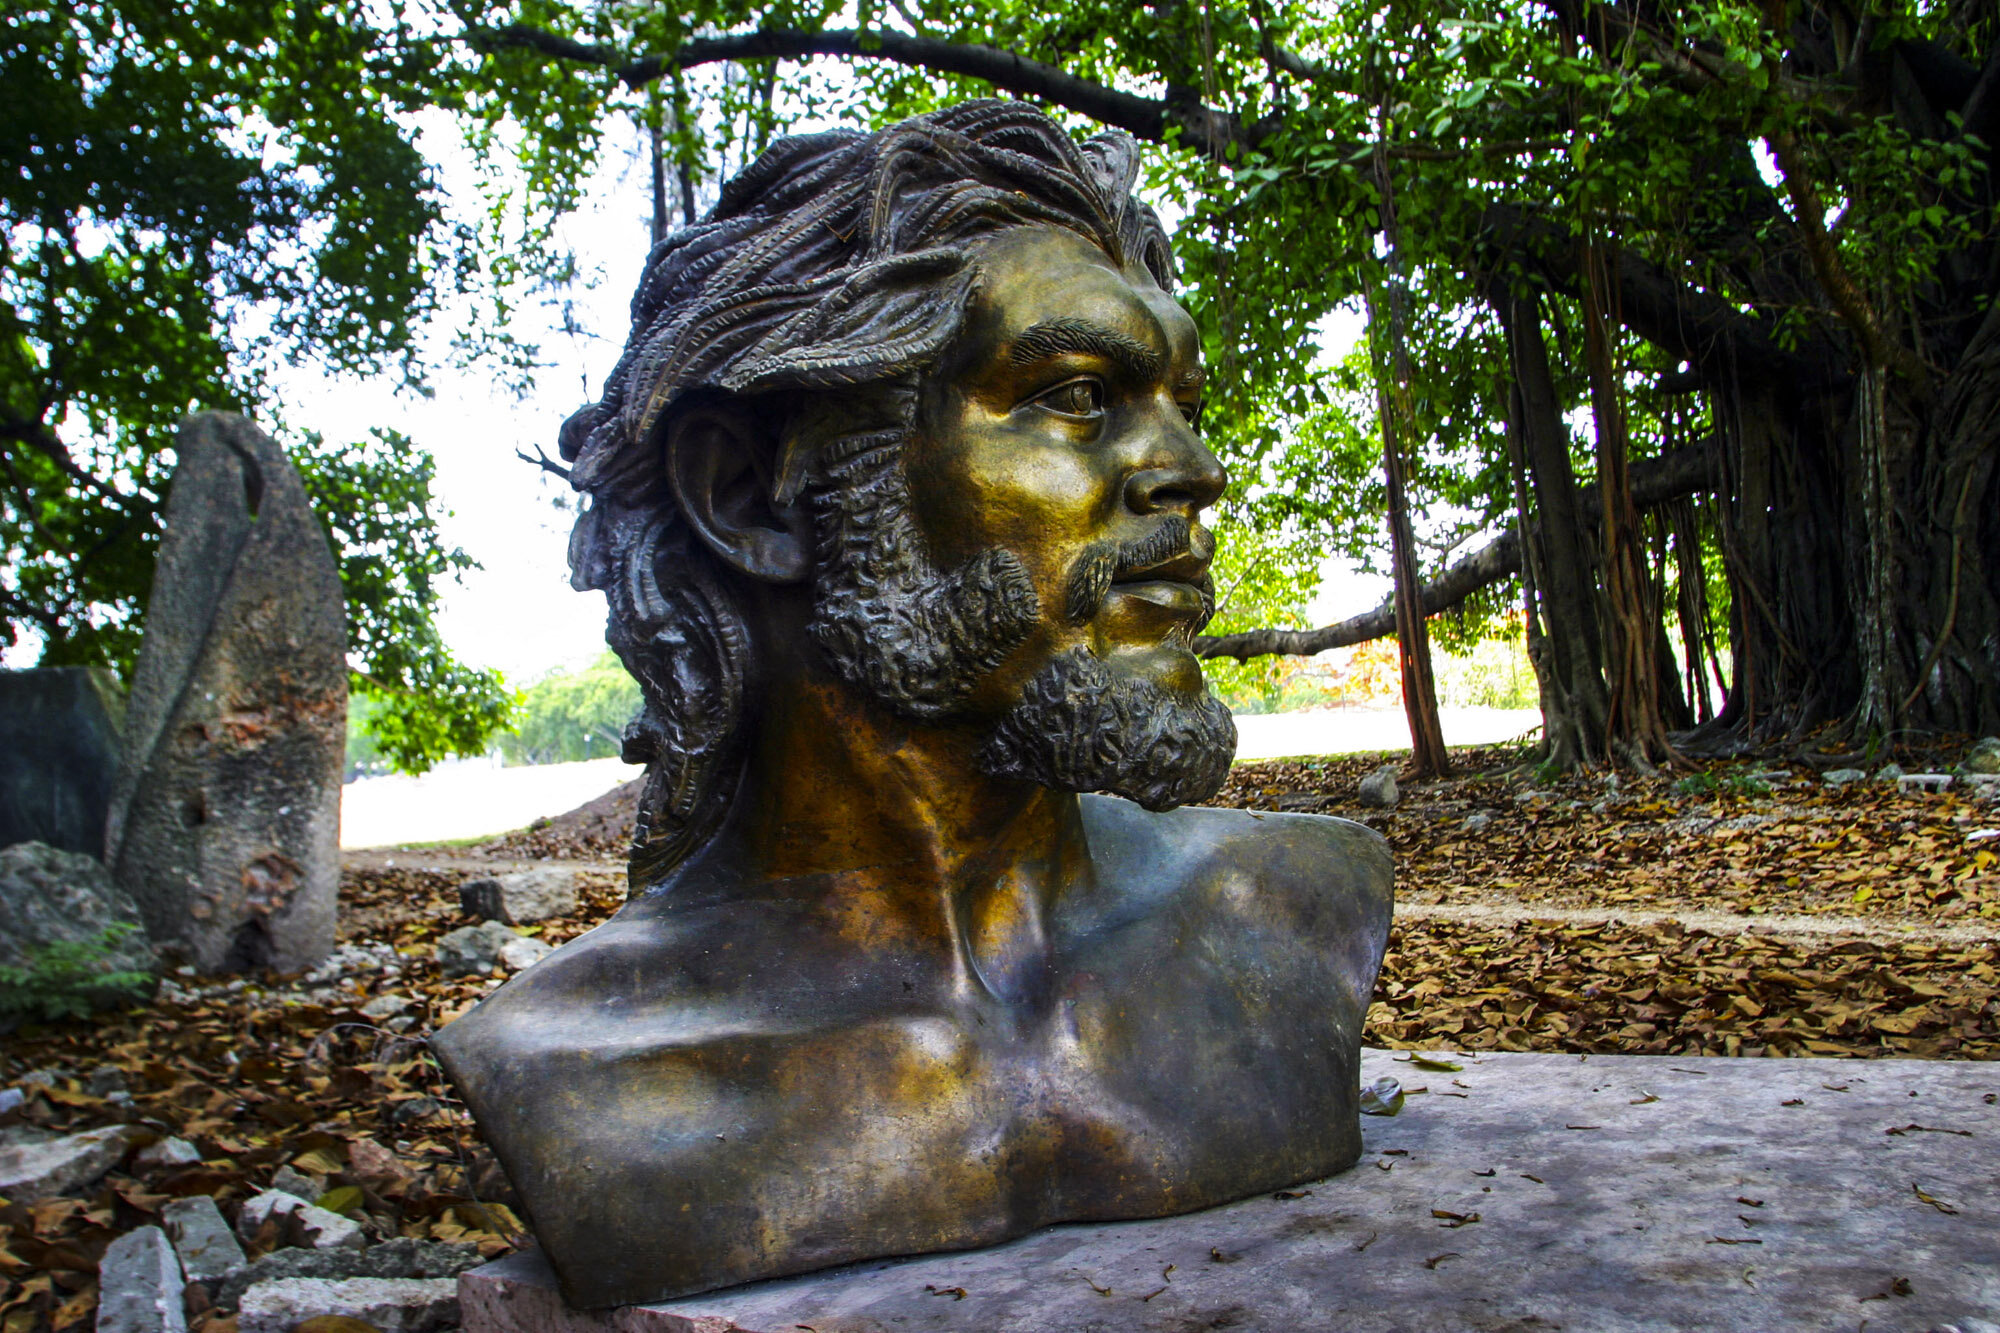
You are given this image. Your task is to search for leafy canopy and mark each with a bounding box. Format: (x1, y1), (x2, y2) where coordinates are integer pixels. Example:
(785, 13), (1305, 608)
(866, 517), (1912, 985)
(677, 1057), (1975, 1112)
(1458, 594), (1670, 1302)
(2, 0), (515, 770)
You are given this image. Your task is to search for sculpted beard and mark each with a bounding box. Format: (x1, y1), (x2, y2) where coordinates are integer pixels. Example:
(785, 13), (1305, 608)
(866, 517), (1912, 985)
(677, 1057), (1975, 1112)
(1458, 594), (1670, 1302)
(804, 435), (1237, 811)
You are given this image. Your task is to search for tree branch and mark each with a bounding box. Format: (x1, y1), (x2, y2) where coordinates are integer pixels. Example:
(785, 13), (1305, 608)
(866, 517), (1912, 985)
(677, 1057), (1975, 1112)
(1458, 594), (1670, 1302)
(1767, 128), (1932, 392)
(469, 23), (1268, 158)
(515, 444), (573, 482)
(1480, 203), (1845, 390)
(1196, 436), (1719, 661)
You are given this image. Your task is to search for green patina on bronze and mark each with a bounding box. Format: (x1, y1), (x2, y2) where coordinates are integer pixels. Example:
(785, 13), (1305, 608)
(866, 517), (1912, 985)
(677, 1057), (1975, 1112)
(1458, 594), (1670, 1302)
(430, 101), (1393, 1310)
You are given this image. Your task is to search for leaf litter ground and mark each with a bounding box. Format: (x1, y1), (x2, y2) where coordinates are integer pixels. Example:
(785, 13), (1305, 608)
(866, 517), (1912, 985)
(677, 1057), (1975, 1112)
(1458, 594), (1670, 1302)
(3, 748), (1996, 1329)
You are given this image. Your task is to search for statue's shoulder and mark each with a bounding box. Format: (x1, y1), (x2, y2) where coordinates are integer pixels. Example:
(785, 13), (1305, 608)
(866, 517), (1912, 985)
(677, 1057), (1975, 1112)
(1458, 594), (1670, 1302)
(430, 894), (798, 1067)
(1078, 794), (1393, 932)
(1082, 792), (1390, 880)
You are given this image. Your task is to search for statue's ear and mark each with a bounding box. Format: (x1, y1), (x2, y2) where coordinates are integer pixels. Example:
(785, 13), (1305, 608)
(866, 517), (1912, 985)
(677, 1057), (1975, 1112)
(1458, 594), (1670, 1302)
(665, 400), (813, 584)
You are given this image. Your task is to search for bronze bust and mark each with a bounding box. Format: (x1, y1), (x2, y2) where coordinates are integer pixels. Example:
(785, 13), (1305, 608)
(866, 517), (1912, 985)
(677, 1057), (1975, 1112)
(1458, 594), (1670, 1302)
(433, 101), (1394, 1311)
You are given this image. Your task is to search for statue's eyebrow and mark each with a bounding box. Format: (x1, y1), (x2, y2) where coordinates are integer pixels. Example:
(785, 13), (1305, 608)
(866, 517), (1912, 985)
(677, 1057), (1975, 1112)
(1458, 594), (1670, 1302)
(1009, 317), (1163, 382)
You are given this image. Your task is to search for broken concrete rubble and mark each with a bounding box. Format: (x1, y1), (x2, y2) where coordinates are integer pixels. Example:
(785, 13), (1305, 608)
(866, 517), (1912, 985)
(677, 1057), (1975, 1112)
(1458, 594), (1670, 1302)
(95, 1225), (185, 1333)
(160, 1194), (246, 1284)
(237, 1276), (459, 1333)
(0, 1123), (139, 1199)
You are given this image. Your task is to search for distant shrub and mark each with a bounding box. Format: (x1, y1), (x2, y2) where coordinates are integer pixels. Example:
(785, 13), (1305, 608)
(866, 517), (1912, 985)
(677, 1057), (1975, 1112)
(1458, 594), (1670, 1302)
(0, 924), (155, 1024)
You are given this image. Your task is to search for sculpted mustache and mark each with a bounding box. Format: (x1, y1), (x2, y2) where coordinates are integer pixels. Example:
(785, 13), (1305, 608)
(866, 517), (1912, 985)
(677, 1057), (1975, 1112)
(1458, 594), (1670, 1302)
(1063, 517), (1214, 627)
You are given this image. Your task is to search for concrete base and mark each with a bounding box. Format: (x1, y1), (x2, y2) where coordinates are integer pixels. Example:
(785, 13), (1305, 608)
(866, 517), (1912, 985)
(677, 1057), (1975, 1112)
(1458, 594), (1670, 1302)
(459, 1049), (2000, 1333)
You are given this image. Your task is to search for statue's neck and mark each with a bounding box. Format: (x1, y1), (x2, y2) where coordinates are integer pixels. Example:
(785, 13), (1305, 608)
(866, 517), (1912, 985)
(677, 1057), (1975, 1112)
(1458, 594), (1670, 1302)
(715, 672), (1087, 1000)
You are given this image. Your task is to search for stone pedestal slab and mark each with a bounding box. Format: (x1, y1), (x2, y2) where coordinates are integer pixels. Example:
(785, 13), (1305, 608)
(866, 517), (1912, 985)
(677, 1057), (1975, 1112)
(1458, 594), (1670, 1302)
(459, 1049), (2000, 1333)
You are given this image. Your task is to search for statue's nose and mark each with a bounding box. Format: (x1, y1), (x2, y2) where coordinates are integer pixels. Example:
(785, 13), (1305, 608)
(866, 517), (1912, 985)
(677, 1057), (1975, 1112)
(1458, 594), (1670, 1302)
(1124, 423), (1226, 516)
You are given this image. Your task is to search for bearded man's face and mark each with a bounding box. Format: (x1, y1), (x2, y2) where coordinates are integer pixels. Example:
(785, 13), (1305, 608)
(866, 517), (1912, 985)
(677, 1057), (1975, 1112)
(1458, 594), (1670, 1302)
(804, 225), (1236, 811)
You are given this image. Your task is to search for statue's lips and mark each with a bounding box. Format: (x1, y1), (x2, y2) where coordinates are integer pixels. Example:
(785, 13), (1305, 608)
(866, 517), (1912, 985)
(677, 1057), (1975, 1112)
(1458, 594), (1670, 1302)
(1108, 577), (1209, 618)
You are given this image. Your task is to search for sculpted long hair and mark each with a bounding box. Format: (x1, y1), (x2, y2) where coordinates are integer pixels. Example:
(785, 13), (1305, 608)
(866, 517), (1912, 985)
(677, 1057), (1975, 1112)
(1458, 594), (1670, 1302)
(559, 100), (1174, 889)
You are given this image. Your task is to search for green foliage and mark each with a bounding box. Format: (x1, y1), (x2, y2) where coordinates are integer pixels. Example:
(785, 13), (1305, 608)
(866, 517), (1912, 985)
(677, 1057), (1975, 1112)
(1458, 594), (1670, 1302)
(1198, 505), (1323, 710)
(496, 653), (642, 766)
(3, 0), (516, 773)
(294, 430), (517, 773)
(1433, 625), (1537, 710)
(0, 925), (154, 1025)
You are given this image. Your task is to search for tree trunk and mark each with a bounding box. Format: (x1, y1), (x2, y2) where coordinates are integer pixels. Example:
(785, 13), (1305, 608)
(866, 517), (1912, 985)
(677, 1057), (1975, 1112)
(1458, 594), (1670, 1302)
(1370, 150), (1451, 780)
(1492, 283), (1609, 768)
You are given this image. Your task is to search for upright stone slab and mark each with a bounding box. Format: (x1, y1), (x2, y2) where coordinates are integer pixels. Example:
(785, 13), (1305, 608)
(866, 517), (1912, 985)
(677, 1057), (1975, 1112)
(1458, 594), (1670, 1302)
(0, 666), (125, 856)
(105, 413), (346, 974)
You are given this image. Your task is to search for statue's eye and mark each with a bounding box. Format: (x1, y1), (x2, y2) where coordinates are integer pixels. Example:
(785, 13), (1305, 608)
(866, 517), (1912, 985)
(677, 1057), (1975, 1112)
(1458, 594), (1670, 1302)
(1037, 379), (1104, 418)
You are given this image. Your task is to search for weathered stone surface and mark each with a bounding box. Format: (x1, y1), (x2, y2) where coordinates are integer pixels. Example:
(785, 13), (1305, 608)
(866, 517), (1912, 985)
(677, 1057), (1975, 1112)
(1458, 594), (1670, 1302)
(234, 1188), (363, 1250)
(460, 1049), (2000, 1333)
(496, 935), (553, 972)
(0, 842), (156, 1011)
(436, 922), (528, 977)
(293, 1203), (367, 1251)
(1822, 767), (1867, 785)
(215, 1239), (484, 1313)
(0, 1124), (139, 1200)
(1965, 736), (2000, 774)
(0, 666), (124, 857)
(238, 1277), (459, 1333)
(1357, 763), (1399, 809)
(161, 1194), (246, 1283)
(459, 869), (580, 925)
(1901, 772), (1955, 794)
(105, 412), (346, 975)
(95, 1224), (186, 1333)
(236, 1188), (312, 1240)
(134, 1137), (201, 1169)
(271, 1164), (324, 1202)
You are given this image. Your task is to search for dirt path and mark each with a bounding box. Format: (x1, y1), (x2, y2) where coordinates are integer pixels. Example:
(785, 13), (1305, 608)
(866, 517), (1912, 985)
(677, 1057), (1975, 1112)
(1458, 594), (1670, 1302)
(1399, 899), (2000, 945)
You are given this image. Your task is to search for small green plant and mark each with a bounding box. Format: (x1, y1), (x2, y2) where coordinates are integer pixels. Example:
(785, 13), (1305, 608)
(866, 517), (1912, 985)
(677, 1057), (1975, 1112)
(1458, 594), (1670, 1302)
(1722, 773), (1773, 797)
(0, 925), (155, 1024)
(1673, 772), (1719, 797)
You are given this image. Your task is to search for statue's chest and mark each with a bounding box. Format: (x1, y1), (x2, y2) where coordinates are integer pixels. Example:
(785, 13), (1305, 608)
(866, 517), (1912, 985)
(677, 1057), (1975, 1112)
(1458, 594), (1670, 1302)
(774, 925), (1360, 1218)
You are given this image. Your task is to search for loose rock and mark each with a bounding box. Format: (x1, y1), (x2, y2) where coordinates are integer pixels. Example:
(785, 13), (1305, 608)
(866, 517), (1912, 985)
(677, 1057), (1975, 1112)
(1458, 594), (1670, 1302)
(1460, 812), (1493, 833)
(0, 841), (156, 1017)
(236, 1188), (313, 1241)
(1966, 737), (2000, 775)
(360, 993), (413, 1020)
(457, 867), (579, 925)
(495, 934), (553, 973)
(0, 1123), (139, 1199)
(135, 1136), (202, 1168)
(1358, 764), (1400, 809)
(161, 1194), (246, 1283)
(435, 921), (527, 977)
(1822, 768), (1868, 786)
(271, 1163), (324, 1202)
(293, 1201), (367, 1251)
(95, 1224), (186, 1333)
(213, 1238), (482, 1313)
(237, 1277), (459, 1333)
